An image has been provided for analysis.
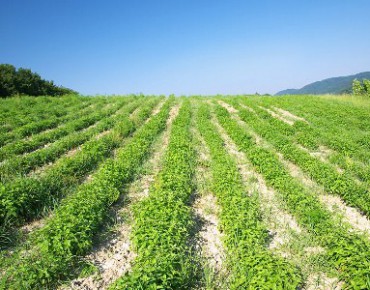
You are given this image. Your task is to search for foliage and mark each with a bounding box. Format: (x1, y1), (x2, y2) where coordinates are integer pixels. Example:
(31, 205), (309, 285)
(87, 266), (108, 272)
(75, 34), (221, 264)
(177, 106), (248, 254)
(352, 79), (365, 96)
(352, 78), (370, 97)
(0, 64), (76, 97)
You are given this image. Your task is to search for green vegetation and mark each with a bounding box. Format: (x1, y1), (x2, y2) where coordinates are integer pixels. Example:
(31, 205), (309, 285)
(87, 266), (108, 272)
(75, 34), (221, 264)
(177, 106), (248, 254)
(1, 94), (370, 289)
(112, 99), (198, 289)
(196, 103), (301, 288)
(0, 64), (76, 97)
(353, 79), (370, 97)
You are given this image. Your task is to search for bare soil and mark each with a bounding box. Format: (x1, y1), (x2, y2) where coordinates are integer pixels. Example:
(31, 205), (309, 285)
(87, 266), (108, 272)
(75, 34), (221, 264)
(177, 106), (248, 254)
(258, 106), (295, 125)
(272, 107), (308, 123)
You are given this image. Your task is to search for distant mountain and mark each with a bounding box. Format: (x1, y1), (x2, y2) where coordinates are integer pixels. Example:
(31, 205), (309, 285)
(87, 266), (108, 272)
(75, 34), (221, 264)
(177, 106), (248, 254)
(275, 72), (370, 96)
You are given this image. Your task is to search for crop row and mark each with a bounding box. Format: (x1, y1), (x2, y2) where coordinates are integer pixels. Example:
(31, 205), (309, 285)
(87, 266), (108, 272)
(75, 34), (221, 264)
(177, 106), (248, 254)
(214, 103), (370, 289)
(196, 102), (301, 289)
(0, 97), (135, 161)
(0, 98), (140, 183)
(0, 97), (173, 289)
(243, 97), (370, 182)
(112, 99), (197, 289)
(0, 97), (94, 146)
(227, 98), (370, 218)
(0, 98), (161, 246)
(0, 96), (89, 133)
(258, 99), (370, 184)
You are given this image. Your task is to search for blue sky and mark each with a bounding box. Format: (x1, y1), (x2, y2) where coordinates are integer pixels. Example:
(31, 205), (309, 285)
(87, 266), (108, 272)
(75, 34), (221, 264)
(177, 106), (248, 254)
(1, 0), (370, 95)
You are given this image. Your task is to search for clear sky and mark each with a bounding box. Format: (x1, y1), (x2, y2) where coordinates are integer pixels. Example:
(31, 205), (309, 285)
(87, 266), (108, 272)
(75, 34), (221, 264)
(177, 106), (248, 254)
(1, 0), (370, 95)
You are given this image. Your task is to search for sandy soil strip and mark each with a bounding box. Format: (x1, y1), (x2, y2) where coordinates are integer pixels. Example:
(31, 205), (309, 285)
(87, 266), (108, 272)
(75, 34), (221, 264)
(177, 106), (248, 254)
(217, 100), (238, 113)
(21, 215), (50, 235)
(304, 274), (341, 290)
(193, 194), (224, 271)
(144, 99), (166, 124)
(128, 106), (141, 119)
(258, 106), (295, 125)
(217, 100), (263, 145)
(297, 144), (345, 175)
(303, 145), (333, 163)
(278, 152), (370, 238)
(95, 130), (111, 140)
(192, 128), (225, 277)
(272, 106), (308, 123)
(211, 106), (342, 289)
(63, 104), (180, 290)
(239, 103), (256, 114)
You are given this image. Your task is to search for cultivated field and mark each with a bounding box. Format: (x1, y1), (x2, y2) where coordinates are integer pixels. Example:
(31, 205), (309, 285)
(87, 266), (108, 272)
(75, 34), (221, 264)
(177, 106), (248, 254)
(1, 95), (370, 289)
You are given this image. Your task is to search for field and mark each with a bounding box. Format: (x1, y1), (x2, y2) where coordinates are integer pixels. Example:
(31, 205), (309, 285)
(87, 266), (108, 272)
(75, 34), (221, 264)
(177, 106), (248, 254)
(1, 94), (370, 289)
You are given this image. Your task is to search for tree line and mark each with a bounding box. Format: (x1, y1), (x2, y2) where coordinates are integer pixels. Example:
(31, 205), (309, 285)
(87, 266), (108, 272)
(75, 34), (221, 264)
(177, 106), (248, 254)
(0, 64), (77, 97)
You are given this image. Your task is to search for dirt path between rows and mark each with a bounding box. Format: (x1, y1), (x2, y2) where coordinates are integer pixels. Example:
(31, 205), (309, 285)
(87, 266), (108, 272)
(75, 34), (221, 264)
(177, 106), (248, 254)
(272, 106), (308, 123)
(191, 126), (226, 288)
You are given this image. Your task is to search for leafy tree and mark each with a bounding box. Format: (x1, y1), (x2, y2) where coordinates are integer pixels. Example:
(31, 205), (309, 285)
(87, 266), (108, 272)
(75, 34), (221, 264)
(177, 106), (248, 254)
(0, 63), (76, 97)
(352, 79), (365, 96)
(0, 64), (17, 96)
(15, 68), (43, 96)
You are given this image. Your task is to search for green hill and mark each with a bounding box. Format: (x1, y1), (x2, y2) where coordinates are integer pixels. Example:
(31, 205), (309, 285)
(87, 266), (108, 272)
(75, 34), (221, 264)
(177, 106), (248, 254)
(276, 71), (370, 95)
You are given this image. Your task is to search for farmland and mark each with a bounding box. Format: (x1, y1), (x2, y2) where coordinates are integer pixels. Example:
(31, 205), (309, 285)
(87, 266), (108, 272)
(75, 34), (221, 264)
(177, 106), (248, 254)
(0, 94), (370, 289)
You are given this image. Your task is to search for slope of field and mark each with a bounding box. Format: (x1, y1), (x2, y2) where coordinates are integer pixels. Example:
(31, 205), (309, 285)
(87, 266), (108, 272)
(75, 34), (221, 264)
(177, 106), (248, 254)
(1, 94), (370, 289)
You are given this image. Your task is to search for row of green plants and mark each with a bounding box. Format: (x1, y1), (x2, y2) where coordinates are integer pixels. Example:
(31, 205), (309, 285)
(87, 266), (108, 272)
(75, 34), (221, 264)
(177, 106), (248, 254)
(282, 98), (369, 184)
(111, 99), (198, 289)
(242, 100), (370, 185)
(0, 97), (92, 146)
(0, 98), (132, 161)
(0, 95), (87, 133)
(227, 98), (370, 217)
(0, 97), (173, 289)
(214, 103), (370, 289)
(196, 102), (302, 289)
(0, 98), (160, 246)
(245, 96), (370, 183)
(0, 99), (139, 182)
